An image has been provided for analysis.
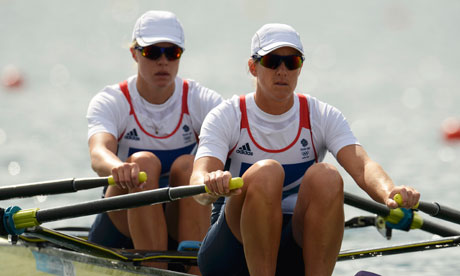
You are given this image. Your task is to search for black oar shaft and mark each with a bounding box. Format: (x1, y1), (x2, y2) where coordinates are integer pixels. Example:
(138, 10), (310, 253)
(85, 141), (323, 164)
(420, 219), (460, 237)
(0, 172), (146, 200)
(0, 178), (109, 200)
(0, 179), (74, 200)
(344, 192), (460, 237)
(36, 185), (207, 224)
(418, 201), (460, 225)
(344, 192), (390, 217)
(0, 178), (242, 235)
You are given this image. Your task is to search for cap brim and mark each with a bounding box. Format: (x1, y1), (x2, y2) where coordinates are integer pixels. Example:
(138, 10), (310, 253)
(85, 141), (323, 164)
(257, 41), (303, 56)
(136, 36), (185, 49)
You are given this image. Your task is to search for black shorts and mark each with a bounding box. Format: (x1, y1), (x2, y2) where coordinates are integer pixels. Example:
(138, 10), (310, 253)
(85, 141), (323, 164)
(198, 209), (304, 276)
(88, 177), (172, 249)
(88, 212), (134, 249)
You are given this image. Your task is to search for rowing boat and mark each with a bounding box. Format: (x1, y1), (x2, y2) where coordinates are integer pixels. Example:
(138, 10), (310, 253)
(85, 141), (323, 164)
(2, 223), (460, 276)
(0, 226), (196, 276)
(1, 174), (460, 275)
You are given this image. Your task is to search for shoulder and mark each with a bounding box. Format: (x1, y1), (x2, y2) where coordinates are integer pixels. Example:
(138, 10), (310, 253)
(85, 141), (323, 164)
(203, 95), (240, 123)
(184, 78), (220, 98)
(301, 93), (343, 119)
(215, 95), (241, 113)
(183, 78), (224, 111)
(88, 79), (132, 114)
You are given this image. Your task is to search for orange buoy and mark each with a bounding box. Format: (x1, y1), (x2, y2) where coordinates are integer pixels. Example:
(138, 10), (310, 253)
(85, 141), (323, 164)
(1, 65), (24, 89)
(442, 117), (460, 140)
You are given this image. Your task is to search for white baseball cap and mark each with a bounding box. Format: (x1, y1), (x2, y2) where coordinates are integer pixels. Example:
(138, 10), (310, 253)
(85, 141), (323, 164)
(251, 23), (304, 57)
(132, 10), (185, 49)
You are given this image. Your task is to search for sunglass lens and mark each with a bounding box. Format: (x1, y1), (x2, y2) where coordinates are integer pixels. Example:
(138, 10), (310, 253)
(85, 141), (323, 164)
(164, 46), (183, 60)
(140, 46), (183, 61)
(284, 56), (303, 70)
(260, 55), (281, 69)
(142, 46), (162, 60)
(259, 54), (303, 70)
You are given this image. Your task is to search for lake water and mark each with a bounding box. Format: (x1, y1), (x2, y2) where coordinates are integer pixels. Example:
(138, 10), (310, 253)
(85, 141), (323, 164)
(1, 1), (460, 275)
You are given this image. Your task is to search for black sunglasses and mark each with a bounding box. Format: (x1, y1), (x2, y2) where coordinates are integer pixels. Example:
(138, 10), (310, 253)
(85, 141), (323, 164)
(252, 54), (304, 70)
(134, 45), (183, 61)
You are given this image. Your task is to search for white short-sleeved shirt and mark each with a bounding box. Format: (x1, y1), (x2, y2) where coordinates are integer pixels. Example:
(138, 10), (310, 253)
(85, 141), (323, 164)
(87, 75), (223, 176)
(196, 92), (359, 214)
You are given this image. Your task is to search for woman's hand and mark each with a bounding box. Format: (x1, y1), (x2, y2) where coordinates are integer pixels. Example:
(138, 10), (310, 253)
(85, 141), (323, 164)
(385, 186), (420, 209)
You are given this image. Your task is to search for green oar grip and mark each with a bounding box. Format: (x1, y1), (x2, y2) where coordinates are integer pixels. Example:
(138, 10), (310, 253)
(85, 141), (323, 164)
(107, 171), (147, 186)
(394, 194), (420, 209)
(204, 177), (244, 193)
(385, 208), (423, 229)
(13, 208), (40, 229)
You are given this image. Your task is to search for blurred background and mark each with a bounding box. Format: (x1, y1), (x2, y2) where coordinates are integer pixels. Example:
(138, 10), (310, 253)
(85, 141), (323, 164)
(1, 1), (460, 275)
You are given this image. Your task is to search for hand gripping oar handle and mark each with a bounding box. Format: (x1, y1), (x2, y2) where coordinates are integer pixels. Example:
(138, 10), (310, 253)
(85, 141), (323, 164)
(0, 172), (147, 200)
(393, 194), (419, 209)
(344, 192), (460, 237)
(203, 177), (244, 193)
(0, 177), (243, 235)
(107, 172), (147, 186)
(394, 194), (460, 225)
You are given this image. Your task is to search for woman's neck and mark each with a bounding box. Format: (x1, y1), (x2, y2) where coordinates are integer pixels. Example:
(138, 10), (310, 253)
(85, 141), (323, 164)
(136, 77), (176, 104)
(254, 90), (294, 115)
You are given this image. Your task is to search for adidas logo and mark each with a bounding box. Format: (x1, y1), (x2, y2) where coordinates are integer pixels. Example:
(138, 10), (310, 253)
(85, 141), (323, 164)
(236, 143), (253, 156)
(124, 128), (140, 141)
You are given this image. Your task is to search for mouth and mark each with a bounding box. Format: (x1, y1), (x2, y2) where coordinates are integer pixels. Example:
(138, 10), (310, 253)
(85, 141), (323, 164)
(274, 81), (289, 86)
(155, 71), (170, 77)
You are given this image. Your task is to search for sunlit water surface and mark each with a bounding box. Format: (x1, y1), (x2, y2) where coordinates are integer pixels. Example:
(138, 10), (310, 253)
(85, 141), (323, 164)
(1, 1), (460, 275)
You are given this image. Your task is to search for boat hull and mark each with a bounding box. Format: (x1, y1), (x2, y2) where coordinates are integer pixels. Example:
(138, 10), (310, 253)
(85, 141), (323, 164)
(0, 238), (192, 276)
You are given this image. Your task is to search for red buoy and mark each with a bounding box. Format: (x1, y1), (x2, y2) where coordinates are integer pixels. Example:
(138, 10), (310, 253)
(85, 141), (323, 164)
(442, 118), (460, 140)
(1, 65), (24, 89)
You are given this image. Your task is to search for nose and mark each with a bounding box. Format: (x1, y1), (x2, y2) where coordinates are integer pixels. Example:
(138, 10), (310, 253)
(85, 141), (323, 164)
(156, 53), (169, 64)
(276, 62), (289, 75)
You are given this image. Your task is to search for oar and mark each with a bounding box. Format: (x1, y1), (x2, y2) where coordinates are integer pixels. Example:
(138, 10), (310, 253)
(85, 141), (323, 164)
(0, 177), (243, 236)
(344, 192), (460, 237)
(338, 235), (460, 261)
(394, 194), (460, 226)
(0, 172), (147, 200)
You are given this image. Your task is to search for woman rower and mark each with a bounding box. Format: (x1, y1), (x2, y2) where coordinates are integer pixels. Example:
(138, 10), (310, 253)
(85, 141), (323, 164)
(86, 11), (223, 274)
(189, 23), (420, 276)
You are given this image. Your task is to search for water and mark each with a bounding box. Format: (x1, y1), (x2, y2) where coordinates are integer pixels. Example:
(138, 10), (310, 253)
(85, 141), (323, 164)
(1, 1), (460, 275)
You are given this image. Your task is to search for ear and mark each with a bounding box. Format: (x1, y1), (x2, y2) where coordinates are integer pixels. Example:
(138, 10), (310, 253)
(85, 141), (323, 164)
(130, 47), (138, 62)
(248, 59), (257, 77)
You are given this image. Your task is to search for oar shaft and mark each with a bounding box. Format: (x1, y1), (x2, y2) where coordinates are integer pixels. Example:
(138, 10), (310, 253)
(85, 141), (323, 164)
(3, 177), (243, 235)
(344, 192), (389, 217)
(0, 178), (81, 200)
(420, 218), (460, 236)
(344, 192), (460, 237)
(418, 201), (460, 225)
(338, 235), (460, 261)
(37, 186), (206, 224)
(0, 172), (147, 200)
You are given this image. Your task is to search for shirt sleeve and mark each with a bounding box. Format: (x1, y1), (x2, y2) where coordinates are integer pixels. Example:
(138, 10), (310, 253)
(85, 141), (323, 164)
(86, 85), (130, 141)
(195, 97), (240, 165)
(309, 95), (359, 159)
(187, 80), (224, 135)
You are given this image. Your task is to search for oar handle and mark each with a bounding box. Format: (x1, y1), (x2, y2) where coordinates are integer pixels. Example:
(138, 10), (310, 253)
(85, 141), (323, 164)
(1, 177), (243, 235)
(203, 177), (244, 193)
(345, 192), (460, 237)
(0, 172), (147, 200)
(394, 194), (419, 209)
(107, 171), (147, 186)
(395, 194), (460, 226)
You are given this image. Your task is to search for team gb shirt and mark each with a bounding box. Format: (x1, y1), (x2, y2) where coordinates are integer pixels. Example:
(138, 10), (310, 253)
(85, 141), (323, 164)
(87, 75), (223, 178)
(196, 92), (359, 215)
